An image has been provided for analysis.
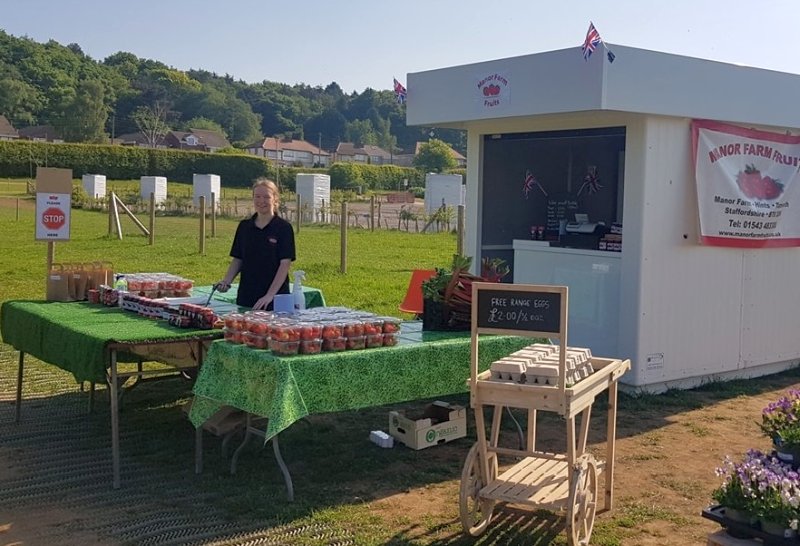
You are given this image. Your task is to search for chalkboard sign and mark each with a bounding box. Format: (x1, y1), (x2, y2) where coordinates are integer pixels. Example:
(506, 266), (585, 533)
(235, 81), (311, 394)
(545, 193), (579, 232)
(476, 287), (562, 333)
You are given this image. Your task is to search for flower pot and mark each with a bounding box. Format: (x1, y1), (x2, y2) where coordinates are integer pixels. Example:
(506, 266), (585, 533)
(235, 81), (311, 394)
(724, 507), (755, 524)
(759, 518), (797, 538)
(772, 441), (800, 469)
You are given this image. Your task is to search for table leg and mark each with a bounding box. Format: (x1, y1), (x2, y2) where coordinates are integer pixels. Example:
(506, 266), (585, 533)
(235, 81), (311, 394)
(272, 435), (294, 502)
(110, 349), (121, 489)
(15, 351), (24, 423)
(195, 426), (204, 474)
(605, 380), (619, 511)
(230, 413), (254, 475)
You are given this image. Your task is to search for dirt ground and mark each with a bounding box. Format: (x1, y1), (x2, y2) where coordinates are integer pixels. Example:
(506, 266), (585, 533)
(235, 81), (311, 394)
(2, 376), (795, 545)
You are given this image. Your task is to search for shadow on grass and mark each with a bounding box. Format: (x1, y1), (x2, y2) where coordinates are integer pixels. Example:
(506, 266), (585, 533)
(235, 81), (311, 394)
(2, 357), (800, 543)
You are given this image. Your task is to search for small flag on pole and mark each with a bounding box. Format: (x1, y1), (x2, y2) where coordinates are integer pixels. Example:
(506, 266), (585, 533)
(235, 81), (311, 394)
(581, 22), (615, 63)
(582, 23), (602, 60)
(393, 78), (407, 104)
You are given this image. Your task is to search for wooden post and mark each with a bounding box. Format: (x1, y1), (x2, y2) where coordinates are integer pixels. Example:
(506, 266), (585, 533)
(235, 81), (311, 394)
(46, 241), (55, 271)
(340, 201), (347, 274)
(199, 196), (206, 255)
(234, 196), (238, 216)
(377, 201), (381, 229)
(211, 191), (216, 238)
(369, 195), (375, 231)
(321, 198), (326, 223)
(108, 194), (113, 236)
(295, 194), (301, 234)
(149, 193), (155, 246)
(457, 204), (465, 256)
(16, 198), (20, 221)
(111, 194), (122, 240)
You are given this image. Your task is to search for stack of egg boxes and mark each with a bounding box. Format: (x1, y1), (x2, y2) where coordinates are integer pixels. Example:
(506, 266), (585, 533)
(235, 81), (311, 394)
(489, 343), (594, 387)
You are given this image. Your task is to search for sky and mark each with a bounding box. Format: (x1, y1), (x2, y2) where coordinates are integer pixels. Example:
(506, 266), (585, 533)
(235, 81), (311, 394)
(3, 0), (800, 94)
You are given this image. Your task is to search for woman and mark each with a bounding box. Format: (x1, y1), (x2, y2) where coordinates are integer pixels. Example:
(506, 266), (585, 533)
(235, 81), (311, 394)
(216, 179), (296, 310)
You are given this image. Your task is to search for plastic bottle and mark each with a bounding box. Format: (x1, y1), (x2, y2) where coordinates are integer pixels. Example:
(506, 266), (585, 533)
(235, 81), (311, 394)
(114, 275), (127, 308)
(292, 270), (306, 311)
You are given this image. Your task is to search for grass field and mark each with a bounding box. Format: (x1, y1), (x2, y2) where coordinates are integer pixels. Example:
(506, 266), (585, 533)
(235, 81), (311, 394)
(2, 179), (800, 545)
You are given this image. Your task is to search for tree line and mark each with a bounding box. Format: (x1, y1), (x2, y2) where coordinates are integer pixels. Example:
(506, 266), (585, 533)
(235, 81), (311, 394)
(0, 30), (465, 155)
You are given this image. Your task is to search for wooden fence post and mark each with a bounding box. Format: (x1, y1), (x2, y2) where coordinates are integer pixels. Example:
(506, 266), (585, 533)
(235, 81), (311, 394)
(234, 196), (238, 216)
(369, 195), (375, 231)
(149, 193), (155, 246)
(199, 196), (206, 255)
(295, 194), (301, 234)
(457, 204), (465, 256)
(107, 195), (113, 236)
(211, 191), (216, 238)
(340, 201), (347, 274)
(16, 198), (19, 221)
(377, 201), (381, 229)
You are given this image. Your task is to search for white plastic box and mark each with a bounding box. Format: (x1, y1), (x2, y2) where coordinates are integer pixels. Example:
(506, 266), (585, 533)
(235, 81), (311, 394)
(424, 173), (464, 214)
(193, 174), (221, 211)
(295, 173), (331, 223)
(81, 174), (106, 198)
(140, 176), (167, 204)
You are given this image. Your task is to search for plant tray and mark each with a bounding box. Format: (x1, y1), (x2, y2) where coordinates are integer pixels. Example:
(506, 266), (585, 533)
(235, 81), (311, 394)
(701, 505), (799, 545)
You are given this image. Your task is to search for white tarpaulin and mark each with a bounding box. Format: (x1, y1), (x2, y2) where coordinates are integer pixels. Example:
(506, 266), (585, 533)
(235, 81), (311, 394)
(692, 119), (800, 248)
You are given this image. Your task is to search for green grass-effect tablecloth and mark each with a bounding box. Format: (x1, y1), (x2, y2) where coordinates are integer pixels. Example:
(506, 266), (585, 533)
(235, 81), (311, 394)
(0, 285), (325, 385)
(190, 329), (531, 441)
(0, 300), (221, 384)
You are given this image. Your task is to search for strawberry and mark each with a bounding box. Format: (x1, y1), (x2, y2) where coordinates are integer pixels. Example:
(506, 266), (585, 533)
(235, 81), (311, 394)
(737, 164), (762, 198)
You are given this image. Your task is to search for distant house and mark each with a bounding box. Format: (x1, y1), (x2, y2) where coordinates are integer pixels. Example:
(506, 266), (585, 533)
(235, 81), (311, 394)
(165, 129), (231, 152)
(18, 124), (63, 143)
(390, 141), (466, 168)
(335, 143), (392, 165)
(246, 136), (330, 167)
(0, 115), (19, 141)
(116, 131), (167, 148)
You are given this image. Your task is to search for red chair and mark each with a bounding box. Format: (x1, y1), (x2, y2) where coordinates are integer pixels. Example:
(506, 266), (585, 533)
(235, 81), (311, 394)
(399, 269), (436, 316)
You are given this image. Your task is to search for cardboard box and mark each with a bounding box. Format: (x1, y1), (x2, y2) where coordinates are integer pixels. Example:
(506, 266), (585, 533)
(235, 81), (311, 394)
(389, 401), (466, 450)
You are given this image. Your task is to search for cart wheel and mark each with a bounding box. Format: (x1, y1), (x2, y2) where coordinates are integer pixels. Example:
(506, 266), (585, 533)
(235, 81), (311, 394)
(459, 443), (497, 536)
(566, 454), (598, 546)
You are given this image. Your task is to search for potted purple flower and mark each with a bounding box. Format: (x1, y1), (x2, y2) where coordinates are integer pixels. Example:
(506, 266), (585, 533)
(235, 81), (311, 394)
(712, 450), (800, 537)
(760, 389), (800, 467)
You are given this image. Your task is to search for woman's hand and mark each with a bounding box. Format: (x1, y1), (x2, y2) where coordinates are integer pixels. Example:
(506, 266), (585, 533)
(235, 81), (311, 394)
(253, 293), (274, 310)
(216, 280), (232, 293)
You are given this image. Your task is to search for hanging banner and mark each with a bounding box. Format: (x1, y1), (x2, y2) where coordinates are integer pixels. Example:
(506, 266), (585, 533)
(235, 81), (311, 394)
(692, 120), (800, 248)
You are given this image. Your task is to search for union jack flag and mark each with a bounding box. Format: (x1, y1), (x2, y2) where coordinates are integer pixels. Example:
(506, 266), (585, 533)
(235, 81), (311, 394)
(523, 170), (547, 199)
(582, 22), (602, 61)
(393, 78), (407, 104)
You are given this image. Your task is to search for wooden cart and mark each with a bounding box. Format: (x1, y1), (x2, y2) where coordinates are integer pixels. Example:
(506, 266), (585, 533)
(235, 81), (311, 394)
(460, 283), (630, 545)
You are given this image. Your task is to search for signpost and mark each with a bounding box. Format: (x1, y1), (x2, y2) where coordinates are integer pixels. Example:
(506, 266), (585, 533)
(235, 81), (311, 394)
(35, 167), (72, 242)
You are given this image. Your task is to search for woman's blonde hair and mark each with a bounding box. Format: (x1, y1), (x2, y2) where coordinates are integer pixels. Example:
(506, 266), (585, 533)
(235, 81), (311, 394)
(253, 178), (280, 215)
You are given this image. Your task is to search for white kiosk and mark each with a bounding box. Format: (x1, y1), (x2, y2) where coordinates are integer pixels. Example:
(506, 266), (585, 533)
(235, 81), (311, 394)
(407, 44), (800, 390)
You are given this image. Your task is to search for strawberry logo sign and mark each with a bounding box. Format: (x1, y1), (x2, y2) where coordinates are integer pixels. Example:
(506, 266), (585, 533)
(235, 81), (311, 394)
(736, 164), (784, 201)
(42, 207), (66, 230)
(476, 72), (509, 108)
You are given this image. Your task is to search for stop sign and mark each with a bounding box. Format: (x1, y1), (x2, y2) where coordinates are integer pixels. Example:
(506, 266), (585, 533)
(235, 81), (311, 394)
(42, 207), (66, 230)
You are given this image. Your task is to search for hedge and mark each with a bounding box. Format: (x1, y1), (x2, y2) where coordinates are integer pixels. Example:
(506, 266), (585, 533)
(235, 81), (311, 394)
(0, 140), (465, 190)
(0, 140), (272, 186)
